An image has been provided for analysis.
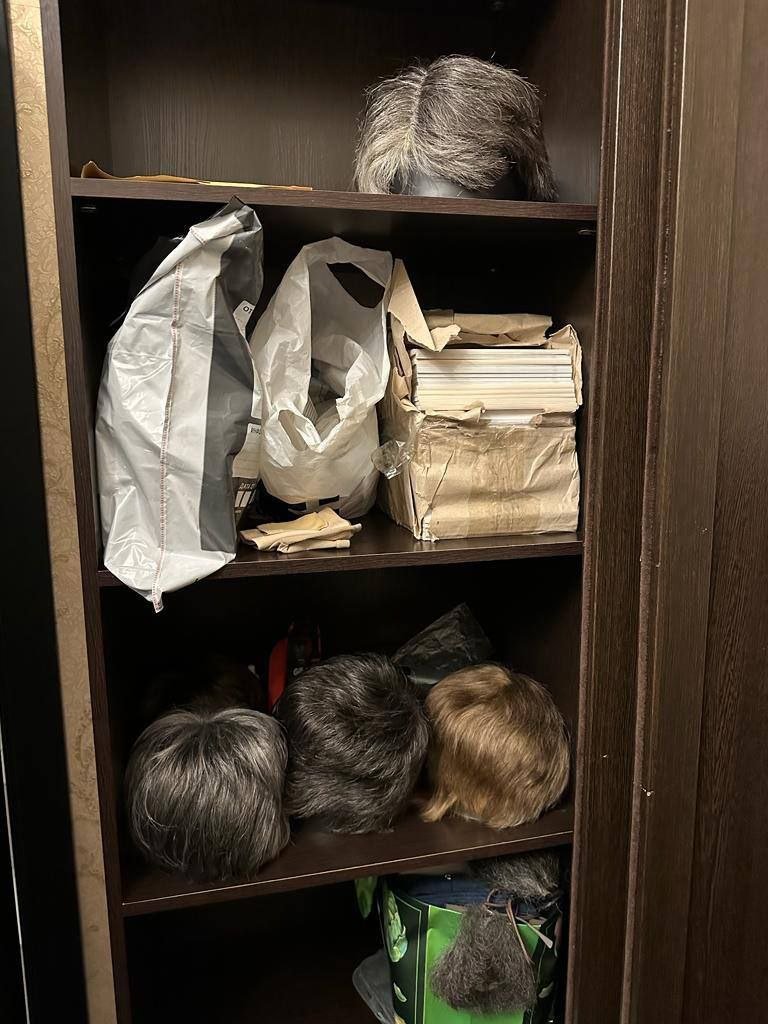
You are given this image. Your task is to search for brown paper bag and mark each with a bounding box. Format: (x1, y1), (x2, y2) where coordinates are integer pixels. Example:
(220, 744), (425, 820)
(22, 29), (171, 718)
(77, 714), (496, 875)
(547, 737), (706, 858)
(378, 261), (581, 540)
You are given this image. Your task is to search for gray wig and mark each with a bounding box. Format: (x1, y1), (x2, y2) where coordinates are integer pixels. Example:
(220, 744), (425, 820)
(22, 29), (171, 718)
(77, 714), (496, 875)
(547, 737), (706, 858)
(276, 653), (429, 833)
(125, 708), (289, 882)
(355, 56), (557, 200)
(430, 853), (560, 1014)
(470, 850), (560, 903)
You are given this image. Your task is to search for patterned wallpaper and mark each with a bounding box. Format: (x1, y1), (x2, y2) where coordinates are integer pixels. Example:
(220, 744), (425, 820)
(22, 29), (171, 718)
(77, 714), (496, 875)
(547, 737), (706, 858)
(7, 1), (117, 1020)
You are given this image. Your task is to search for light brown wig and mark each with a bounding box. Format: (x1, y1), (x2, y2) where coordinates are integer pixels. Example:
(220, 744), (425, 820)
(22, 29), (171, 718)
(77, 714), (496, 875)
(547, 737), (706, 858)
(423, 665), (569, 829)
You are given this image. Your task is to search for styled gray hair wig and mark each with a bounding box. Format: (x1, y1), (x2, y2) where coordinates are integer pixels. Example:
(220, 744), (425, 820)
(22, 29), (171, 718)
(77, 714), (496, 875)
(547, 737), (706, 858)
(276, 653), (429, 833)
(354, 55), (557, 200)
(125, 708), (289, 882)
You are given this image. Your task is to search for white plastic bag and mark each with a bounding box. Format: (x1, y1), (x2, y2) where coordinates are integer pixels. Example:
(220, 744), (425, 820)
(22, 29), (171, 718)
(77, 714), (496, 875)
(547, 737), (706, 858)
(249, 237), (393, 518)
(96, 200), (263, 610)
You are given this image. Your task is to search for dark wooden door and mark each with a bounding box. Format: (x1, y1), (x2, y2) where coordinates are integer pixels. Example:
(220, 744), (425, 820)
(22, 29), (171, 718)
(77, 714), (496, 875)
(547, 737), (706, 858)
(624, 1), (768, 1022)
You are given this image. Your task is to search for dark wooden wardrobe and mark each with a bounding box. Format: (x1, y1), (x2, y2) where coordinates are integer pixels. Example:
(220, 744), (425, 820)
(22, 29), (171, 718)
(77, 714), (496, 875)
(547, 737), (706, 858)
(37, 0), (768, 1022)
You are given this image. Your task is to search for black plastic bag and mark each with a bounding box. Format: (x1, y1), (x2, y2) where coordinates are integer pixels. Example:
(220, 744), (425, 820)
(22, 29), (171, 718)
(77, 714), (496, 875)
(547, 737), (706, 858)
(393, 604), (494, 690)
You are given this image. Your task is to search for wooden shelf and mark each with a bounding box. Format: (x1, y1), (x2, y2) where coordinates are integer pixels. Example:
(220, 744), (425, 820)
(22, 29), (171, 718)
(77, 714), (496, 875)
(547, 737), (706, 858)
(71, 177), (597, 228)
(97, 511), (582, 587)
(126, 884), (383, 1024)
(122, 802), (573, 916)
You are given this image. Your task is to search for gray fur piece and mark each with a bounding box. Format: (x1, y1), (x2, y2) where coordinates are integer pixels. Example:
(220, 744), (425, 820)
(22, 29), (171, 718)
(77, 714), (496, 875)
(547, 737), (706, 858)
(355, 55), (557, 200)
(276, 653), (429, 833)
(470, 851), (560, 903)
(125, 707), (289, 882)
(430, 904), (537, 1014)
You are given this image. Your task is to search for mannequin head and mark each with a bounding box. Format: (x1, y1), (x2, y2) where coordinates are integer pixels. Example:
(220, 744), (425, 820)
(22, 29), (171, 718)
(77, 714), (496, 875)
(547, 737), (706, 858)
(355, 56), (557, 201)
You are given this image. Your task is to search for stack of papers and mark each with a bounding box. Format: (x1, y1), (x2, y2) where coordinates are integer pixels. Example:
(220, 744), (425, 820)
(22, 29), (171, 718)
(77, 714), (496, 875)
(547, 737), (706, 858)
(410, 347), (579, 419)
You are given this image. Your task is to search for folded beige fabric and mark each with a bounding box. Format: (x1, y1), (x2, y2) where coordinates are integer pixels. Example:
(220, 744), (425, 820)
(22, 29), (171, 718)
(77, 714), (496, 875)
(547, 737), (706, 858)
(240, 507), (361, 553)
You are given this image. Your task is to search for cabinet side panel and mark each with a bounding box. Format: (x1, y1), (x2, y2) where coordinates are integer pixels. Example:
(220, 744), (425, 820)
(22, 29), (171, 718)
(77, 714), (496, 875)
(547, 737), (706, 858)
(8, 1), (117, 1022)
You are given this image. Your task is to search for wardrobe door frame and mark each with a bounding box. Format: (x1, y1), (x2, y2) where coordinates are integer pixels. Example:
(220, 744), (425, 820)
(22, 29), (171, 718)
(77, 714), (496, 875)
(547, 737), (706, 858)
(566, 2), (670, 1021)
(623, 0), (768, 1022)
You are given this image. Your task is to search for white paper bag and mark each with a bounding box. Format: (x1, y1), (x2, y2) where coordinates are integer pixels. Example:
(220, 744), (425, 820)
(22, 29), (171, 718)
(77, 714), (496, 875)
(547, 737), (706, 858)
(250, 237), (393, 518)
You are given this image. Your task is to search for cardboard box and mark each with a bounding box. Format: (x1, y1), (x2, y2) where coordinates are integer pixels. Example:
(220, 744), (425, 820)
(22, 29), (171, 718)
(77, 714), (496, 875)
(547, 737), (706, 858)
(377, 262), (582, 541)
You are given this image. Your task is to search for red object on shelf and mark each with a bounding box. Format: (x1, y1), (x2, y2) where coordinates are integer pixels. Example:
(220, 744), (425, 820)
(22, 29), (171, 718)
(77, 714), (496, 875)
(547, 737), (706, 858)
(268, 622), (322, 710)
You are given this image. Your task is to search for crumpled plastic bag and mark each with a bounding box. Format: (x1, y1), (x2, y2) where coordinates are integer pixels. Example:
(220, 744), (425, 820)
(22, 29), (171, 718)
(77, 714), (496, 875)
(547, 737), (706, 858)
(249, 237), (392, 519)
(394, 604), (495, 689)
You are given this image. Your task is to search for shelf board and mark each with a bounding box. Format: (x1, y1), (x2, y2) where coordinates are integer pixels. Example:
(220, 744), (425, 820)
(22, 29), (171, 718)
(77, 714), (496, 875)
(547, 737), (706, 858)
(97, 511), (582, 587)
(122, 802), (573, 916)
(71, 177), (597, 227)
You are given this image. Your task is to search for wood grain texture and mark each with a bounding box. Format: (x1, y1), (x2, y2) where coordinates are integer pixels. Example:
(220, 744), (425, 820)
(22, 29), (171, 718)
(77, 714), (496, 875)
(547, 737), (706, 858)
(57, 0), (602, 203)
(621, 1), (749, 1021)
(514, 0), (604, 203)
(125, 884), (381, 1024)
(680, 0), (768, 1020)
(97, 515), (582, 587)
(566, 1), (666, 1022)
(70, 178), (598, 223)
(98, 553), (581, 931)
(122, 804), (574, 916)
(71, 197), (596, 385)
(78, 0), (499, 187)
(57, 0), (111, 170)
(39, 1), (131, 1020)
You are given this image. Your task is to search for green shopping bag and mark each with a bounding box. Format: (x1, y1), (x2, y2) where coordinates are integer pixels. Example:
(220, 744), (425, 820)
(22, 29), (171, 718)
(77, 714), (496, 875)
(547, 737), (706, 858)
(360, 877), (561, 1024)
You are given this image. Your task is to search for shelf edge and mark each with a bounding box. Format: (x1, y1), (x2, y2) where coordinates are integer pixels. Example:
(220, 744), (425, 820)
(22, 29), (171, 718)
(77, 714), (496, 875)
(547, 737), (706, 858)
(98, 537), (583, 588)
(122, 825), (574, 917)
(71, 177), (598, 222)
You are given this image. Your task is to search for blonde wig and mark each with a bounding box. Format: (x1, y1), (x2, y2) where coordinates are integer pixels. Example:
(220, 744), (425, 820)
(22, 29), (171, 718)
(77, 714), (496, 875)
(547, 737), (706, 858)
(423, 665), (569, 828)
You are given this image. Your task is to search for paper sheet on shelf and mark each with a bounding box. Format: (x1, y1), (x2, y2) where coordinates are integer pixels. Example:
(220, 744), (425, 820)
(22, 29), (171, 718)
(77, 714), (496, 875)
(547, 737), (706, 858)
(81, 160), (312, 190)
(240, 507), (361, 553)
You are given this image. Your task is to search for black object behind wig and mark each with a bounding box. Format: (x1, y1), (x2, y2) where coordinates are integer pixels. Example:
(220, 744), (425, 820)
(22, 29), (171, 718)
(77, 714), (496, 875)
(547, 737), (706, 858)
(276, 653), (429, 833)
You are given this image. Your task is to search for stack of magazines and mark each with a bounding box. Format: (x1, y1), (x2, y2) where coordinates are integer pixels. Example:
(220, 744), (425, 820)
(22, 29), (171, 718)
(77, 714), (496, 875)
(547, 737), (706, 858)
(410, 346), (579, 423)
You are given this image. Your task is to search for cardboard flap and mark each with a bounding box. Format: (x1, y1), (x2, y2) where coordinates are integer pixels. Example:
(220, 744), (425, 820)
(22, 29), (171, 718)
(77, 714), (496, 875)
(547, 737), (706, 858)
(390, 263), (556, 353)
(425, 310), (553, 347)
(388, 260), (437, 349)
(389, 320), (414, 400)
